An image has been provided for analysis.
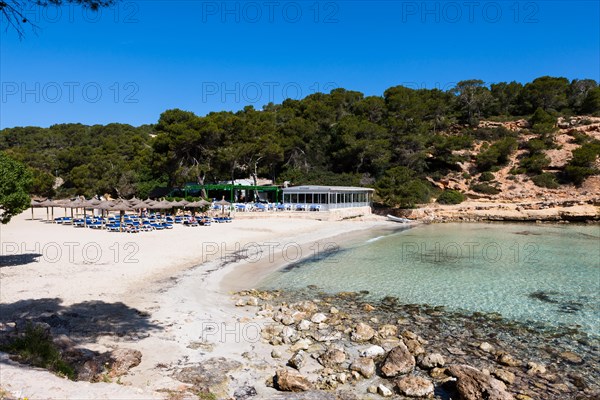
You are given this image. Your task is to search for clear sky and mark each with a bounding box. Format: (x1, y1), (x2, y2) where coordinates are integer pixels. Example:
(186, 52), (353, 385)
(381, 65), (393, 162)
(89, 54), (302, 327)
(1, 0), (598, 128)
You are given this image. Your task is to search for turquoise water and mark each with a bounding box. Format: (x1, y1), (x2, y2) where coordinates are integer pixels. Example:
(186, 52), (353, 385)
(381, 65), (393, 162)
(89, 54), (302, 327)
(261, 223), (600, 336)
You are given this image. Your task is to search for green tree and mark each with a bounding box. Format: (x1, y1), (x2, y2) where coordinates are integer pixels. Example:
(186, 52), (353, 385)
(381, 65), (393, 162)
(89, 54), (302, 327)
(375, 166), (433, 208)
(581, 87), (600, 114)
(521, 76), (570, 112)
(0, 152), (32, 223)
(1, 0), (118, 38)
(451, 80), (493, 126)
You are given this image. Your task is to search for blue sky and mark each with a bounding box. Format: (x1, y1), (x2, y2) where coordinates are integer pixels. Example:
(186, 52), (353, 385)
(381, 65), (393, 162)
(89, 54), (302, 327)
(1, 0), (598, 128)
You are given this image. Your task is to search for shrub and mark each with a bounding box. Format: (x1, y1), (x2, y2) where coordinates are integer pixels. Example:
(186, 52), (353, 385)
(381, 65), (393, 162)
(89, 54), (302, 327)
(437, 189), (466, 205)
(564, 141), (600, 185)
(479, 171), (495, 181)
(375, 167), (434, 208)
(531, 173), (559, 188)
(471, 183), (501, 195)
(0, 323), (75, 379)
(520, 153), (551, 174)
(476, 137), (518, 171)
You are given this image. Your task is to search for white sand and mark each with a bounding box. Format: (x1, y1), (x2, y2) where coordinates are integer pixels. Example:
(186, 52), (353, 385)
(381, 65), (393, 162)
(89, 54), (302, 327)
(0, 209), (390, 399)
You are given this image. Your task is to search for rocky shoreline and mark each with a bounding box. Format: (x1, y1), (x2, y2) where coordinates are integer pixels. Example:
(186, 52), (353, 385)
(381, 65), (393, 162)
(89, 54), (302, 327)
(389, 199), (600, 223)
(228, 287), (599, 400)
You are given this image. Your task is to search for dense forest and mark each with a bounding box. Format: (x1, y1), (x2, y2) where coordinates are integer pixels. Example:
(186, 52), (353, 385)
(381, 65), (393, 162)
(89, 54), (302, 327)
(2, 76), (600, 207)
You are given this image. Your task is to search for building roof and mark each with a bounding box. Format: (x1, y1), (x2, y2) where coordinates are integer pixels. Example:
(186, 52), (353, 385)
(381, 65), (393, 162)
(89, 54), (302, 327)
(282, 185), (374, 193)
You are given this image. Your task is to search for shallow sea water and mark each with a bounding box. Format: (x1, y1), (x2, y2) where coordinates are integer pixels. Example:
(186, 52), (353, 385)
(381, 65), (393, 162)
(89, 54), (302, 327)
(260, 223), (600, 336)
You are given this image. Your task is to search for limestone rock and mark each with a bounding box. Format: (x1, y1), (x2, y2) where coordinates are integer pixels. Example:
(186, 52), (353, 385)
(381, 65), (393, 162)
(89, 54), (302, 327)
(396, 375), (435, 397)
(246, 296), (259, 306)
(378, 324), (398, 338)
(288, 350), (306, 370)
(233, 385), (257, 400)
(311, 313), (327, 323)
(479, 342), (494, 353)
(405, 339), (425, 356)
(377, 384), (393, 397)
(108, 348), (142, 377)
(497, 352), (521, 367)
(360, 345), (385, 358)
(271, 349), (282, 359)
(319, 348), (346, 368)
(447, 364), (515, 400)
(492, 368), (516, 385)
(526, 362), (546, 375)
(351, 323), (376, 342)
(419, 353), (445, 369)
(380, 342), (415, 377)
(297, 320), (312, 331)
(349, 357), (375, 378)
(290, 338), (312, 352)
(274, 368), (313, 392)
(559, 351), (583, 364)
(174, 357), (242, 396)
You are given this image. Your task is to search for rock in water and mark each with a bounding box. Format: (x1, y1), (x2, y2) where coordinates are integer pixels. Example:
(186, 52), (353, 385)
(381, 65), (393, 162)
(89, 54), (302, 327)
(447, 364), (515, 400)
(380, 342), (415, 377)
(274, 368), (313, 392)
(349, 357), (376, 378)
(396, 375), (435, 397)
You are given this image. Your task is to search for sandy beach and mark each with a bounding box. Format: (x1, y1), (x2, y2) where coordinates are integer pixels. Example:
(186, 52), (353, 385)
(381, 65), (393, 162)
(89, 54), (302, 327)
(0, 209), (391, 399)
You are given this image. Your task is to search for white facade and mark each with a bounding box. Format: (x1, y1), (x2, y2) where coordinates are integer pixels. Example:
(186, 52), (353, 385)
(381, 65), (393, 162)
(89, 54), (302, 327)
(281, 185), (374, 211)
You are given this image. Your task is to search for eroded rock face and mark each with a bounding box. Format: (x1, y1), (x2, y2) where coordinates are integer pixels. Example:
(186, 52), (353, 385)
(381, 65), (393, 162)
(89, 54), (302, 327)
(174, 357), (242, 396)
(447, 364), (515, 400)
(396, 375), (435, 397)
(380, 342), (415, 377)
(107, 348), (142, 377)
(274, 368), (313, 392)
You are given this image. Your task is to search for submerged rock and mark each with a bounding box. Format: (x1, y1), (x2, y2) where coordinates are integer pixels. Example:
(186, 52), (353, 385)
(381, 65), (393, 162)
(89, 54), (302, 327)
(447, 364), (515, 400)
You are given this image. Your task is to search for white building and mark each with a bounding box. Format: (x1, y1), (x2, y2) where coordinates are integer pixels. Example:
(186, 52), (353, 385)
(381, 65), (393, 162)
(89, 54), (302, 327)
(281, 185), (374, 211)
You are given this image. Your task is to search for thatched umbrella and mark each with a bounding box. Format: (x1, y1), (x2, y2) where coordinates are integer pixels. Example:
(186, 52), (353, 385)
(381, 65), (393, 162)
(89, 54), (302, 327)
(29, 198), (42, 220)
(186, 199), (209, 216)
(107, 199), (133, 232)
(144, 198), (157, 206)
(214, 198), (231, 215)
(68, 197), (89, 226)
(128, 196), (141, 205)
(37, 199), (56, 222)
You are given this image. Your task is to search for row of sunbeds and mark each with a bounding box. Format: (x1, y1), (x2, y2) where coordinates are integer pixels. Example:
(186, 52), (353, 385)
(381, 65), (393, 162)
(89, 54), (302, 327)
(52, 213), (233, 232)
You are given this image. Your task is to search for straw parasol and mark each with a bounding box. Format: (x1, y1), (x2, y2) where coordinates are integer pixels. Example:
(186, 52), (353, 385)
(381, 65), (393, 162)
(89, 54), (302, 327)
(37, 199), (57, 222)
(68, 197), (89, 226)
(171, 200), (190, 208)
(106, 199), (133, 232)
(214, 198), (231, 215)
(29, 198), (42, 220)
